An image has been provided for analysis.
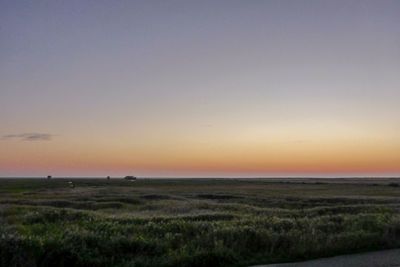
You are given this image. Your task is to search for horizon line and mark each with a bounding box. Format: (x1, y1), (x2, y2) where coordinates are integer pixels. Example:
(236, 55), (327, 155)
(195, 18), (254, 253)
(1, 176), (400, 179)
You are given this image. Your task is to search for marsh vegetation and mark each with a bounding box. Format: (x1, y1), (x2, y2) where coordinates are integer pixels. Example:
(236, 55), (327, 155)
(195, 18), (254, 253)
(1, 178), (400, 266)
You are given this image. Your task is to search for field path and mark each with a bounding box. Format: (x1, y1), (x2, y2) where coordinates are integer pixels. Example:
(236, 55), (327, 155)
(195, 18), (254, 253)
(252, 248), (400, 267)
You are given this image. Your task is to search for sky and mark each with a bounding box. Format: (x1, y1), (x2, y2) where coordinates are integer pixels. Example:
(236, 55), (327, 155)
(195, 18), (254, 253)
(1, 0), (399, 177)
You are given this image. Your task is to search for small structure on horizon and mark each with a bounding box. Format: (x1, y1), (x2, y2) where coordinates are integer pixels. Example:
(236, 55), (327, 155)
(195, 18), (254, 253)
(124, 176), (137, 181)
(47, 175), (52, 179)
(107, 176), (110, 180)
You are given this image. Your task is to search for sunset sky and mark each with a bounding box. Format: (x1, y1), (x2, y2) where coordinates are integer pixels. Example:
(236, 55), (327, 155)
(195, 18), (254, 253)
(1, 0), (399, 177)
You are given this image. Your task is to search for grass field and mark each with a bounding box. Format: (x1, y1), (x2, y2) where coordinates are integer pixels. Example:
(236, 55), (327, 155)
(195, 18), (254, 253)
(1, 178), (400, 266)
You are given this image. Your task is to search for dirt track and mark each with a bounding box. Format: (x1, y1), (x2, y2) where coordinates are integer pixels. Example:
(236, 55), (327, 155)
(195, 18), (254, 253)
(252, 248), (400, 267)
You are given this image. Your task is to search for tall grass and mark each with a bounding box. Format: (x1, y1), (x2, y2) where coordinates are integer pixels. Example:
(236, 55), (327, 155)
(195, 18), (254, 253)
(1, 178), (400, 266)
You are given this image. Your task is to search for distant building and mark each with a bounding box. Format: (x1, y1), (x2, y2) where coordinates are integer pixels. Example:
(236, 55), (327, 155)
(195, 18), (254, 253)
(107, 176), (110, 180)
(124, 176), (137, 181)
(47, 175), (52, 179)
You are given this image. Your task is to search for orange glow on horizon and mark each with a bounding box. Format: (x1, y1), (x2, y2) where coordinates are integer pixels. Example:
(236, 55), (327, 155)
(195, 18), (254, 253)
(1, 132), (399, 176)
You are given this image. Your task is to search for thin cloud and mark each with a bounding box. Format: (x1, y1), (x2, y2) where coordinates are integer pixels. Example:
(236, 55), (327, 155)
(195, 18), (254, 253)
(200, 124), (213, 128)
(292, 140), (307, 144)
(283, 140), (309, 144)
(2, 133), (54, 141)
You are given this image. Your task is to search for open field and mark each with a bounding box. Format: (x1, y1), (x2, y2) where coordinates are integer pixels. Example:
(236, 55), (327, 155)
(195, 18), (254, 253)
(1, 178), (400, 266)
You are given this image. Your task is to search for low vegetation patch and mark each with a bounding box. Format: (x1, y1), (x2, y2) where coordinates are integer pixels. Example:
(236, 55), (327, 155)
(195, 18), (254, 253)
(1, 178), (400, 266)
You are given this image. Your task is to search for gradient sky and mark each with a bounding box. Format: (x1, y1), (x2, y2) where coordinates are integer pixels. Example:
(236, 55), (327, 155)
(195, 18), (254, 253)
(1, 0), (399, 177)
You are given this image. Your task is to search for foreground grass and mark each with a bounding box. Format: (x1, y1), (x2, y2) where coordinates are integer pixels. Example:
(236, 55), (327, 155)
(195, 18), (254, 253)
(1, 178), (400, 266)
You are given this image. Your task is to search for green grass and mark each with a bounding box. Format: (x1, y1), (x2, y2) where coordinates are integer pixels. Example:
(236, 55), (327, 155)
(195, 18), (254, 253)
(1, 178), (400, 266)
